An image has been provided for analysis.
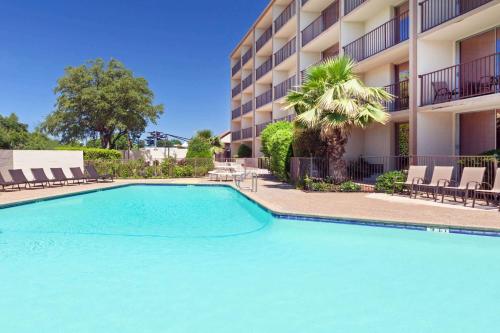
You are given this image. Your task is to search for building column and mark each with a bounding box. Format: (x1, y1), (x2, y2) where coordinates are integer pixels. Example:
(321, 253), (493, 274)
(408, 0), (418, 156)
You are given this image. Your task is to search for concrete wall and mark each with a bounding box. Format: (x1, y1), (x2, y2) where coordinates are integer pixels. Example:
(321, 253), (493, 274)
(122, 147), (188, 163)
(0, 150), (83, 181)
(417, 112), (455, 155)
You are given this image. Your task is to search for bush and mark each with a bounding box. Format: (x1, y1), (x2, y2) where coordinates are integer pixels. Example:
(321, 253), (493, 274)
(339, 181), (361, 192)
(292, 127), (327, 158)
(269, 129), (293, 181)
(237, 144), (252, 158)
(56, 146), (122, 160)
(187, 136), (212, 158)
(260, 121), (294, 157)
(374, 171), (406, 194)
(173, 165), (194, 177)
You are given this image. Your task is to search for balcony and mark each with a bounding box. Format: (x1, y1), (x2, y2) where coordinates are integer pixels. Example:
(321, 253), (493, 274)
(256, 89), (273, 108)
(344, 0), (366, 15)
(256, 121), (272, 136)
(275, 1), (296, 33)
(232, 83), (241, 98)
(242, 127), (253, 139)
(421, 0), (494, 32)
(384, 80), (409, 112)
(242, 48), (253, 66)
(256, 26), (272, 52)
(232, 60), (241, 77)
(256, 57), (273, 81)
(301, 1), (339, 47)
(275, 114), (296, 122)
(231, 106), (241, 119)
(301, 53), (339, 81)
(274, 37), (297, 67)
(343, 10), (409, 63)
(242, 73), (253, 90)
(242, 100), (253, 115)
(232, 130), (241, 141)
(274, 75), (296, 100)
(420, 53), (500, 106)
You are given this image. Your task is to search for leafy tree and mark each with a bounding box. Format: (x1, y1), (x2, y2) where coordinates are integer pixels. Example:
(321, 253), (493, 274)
(260, 121), (294, 157)
(286, 56), (391, 183)
(186, 130), (222, 157)
(237, 144), (252, 158)
(42, 58), (164, 149)
(0, 113), (57, 150)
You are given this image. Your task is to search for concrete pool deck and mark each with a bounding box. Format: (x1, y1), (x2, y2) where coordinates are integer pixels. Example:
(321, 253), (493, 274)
(0, 177), (498, 231)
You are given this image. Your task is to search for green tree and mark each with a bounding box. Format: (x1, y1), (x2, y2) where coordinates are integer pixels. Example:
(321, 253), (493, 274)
(260, 121), (294, 157)
(286, 56), (391, 183)
(186, 130), (223, 157)
(42, 58), (164, 149)
(237, 144), (252, 158)
(0, 113), (58, 150)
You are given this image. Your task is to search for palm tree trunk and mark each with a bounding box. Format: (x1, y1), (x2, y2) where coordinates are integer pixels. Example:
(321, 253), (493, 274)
(325, 129), (349, 184)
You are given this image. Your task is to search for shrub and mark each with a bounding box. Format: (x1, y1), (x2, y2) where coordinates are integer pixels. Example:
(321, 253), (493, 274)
(374, 171), (406, 194)
(237, 144), (252, 158)
(269, 129), (293, 181)
(481, 149), (500, 158)
(56, 146), (122, 160)
(260, 121), (294, 157)
(173, 164), (194, 177)
(160, 157), (176, 177)
(187, 135), (212, 158)
(339, 180), (361, 192)
(292, 127), (327, 158)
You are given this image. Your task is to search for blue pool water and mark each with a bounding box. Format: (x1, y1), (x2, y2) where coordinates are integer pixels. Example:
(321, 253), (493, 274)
(0, 185), (499, 332)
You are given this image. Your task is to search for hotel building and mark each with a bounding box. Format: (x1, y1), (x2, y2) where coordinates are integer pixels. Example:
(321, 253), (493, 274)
(229, 0), (500, 158)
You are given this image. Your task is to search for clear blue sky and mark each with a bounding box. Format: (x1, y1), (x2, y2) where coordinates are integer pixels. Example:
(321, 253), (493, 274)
(0, 0), (268, 138)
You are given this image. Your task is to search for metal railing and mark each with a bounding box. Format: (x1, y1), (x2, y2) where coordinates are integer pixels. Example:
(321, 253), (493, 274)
(241, 127), (253, 139)
(231, 83), (241, 97)
(274, 37), (297, 67)
(256, 57), (272, 80)
(420, 0), (493, 32)
(256, 121), (272, 136)
(242, 48), (253, 66)
(343, 10), (409, 62)
(241, 100), (253, 115)
(231, 60), (241, 77)
(232, 130), (241, 141)
(384, 79), (409, 112)
(290, 155), (499, 187)
(419, 52), (500, 106)
(231, 106), (241, 119)
(274, 75), (296, 100)
(274, 114), (296, 122)
(256, 89), (273, 108)
(344, 0), (366, 15)
(242, 73), (253, 90)
(274, 0), (296, 33)
(256, 26), (273, 52)
(301, 1), (339, 46)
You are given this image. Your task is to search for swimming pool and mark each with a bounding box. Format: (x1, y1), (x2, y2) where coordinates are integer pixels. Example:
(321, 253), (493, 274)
(0, 185), (499, 332)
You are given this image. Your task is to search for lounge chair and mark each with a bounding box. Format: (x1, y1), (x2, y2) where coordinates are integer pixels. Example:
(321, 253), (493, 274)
(475, 168), (500, 211)
(31, 168), (55, 188)
(432, 81), (458, 103)
(8, 169), (40, 189)
(85, 165), (113, 182)
(50, 168), (72, 186)
(70, 167), (87, 184)
(413, 166), (454, 201)
(392, 165), (427, 197)
(439, 167), (485, 206)
(0, 171), (23, 191)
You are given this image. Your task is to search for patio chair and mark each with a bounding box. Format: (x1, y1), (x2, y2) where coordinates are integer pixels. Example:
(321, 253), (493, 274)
(70, 167), (87, 184)
(85, 165), (114, 182)
(30, 168), (53, 188)
(432, 81), (458, 103)
(392, 165), (427, 197)
(475, 168), (500, 211)
(0, 171), (23, 191)
(439, 167), (485, 206)
(414, 166), (454, 201)
(8, 169), (40, 189)
(50, 168), (72, 186)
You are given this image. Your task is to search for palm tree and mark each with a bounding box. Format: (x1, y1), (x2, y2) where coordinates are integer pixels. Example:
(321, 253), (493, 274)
(286, 56), (392, 183)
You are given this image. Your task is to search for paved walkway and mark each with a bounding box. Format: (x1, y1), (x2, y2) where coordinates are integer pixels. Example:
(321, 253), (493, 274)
(0, 176), (498, 231)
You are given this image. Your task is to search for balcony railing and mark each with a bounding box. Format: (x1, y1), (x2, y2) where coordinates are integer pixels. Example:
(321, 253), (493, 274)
(242, 73), (253, 90)
(241, 100), (253, 115)
(256, 57), (272, 80)
(256, 26), (272, 52)
(242, 127), (253, 139)
(242, 48), (253, 66)
(275, 0), (296, 33)
(256, 121), (272, 136)
(231, 83), (241, 97)
(256, 89), (273, 108)
(274, 114), (296, 122)
(274, 37), (297, 67)
(344, 0), (366, 15)
(420, 52), (500, 106)
(232, 130), (241, 141)
(420, 0), (493, 32)
(302, 1), (339, 46)
(343, 10), (409, 62)
(231, 106), (241, 119)
(274, 75), (296, 100)
(232, 60), (241, 77)
(384, 80), (409, 112)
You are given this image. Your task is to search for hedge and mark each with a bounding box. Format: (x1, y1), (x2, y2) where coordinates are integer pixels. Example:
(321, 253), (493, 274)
(269, 129), (293, 181)
(260, 121), (294, 157)
(56, 146), (122, 160)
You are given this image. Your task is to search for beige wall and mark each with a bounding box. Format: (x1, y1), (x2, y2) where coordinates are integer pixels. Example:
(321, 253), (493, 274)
(417, 112), (455, 155)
